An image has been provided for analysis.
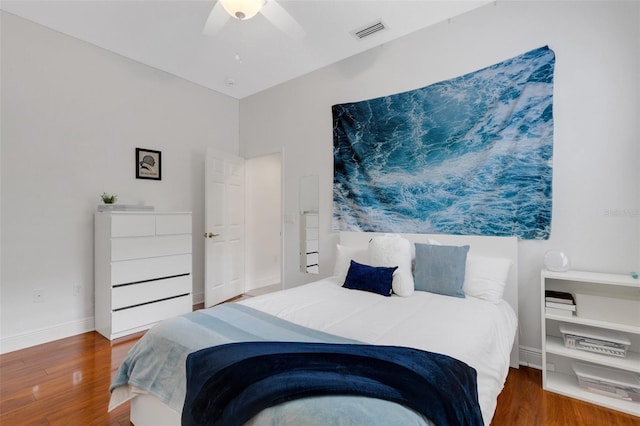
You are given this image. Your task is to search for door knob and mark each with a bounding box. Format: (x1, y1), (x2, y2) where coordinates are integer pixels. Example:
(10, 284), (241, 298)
(204, 232), (220, 238)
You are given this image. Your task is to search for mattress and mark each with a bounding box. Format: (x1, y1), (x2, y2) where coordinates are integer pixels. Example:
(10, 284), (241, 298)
(239, 276), (518, 425)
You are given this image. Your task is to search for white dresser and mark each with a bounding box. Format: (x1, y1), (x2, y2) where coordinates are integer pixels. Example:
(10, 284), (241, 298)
(300, 213), (319, 274)
(94, 211), (193, 340)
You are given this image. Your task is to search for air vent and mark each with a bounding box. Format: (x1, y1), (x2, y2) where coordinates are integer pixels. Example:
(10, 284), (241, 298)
(352, 21), (386, 40)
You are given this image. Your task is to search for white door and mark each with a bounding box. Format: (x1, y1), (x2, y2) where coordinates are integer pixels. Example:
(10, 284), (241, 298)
(205, 148), (245, 307)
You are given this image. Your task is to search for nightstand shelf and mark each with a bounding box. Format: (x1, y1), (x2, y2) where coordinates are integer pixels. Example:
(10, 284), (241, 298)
(546, 336), (640, 373)
(541, 269), (640, 417)
(545, 370), (640, 415)
(545, 313), (640, 335)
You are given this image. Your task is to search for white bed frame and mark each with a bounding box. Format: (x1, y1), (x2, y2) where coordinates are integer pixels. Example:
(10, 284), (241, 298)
(128, 233), (519, 425)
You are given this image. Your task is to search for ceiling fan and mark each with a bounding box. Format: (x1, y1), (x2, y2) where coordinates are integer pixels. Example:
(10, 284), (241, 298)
(203, 0), (305, 38)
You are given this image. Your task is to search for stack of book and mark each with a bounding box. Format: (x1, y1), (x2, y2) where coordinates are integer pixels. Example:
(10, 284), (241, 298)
(545, 290), (576, 317)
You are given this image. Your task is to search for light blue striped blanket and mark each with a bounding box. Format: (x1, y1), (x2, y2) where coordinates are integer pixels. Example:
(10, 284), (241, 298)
(110, 303), (436, 425)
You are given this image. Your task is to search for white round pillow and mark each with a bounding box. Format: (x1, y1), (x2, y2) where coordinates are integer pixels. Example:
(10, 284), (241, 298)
(369, 234), (414, 297)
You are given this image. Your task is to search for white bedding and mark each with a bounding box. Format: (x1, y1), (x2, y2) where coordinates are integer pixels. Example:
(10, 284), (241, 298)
(240, 276), (517, 425)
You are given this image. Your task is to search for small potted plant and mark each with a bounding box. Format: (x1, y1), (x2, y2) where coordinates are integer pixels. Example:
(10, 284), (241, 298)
(100, 192), (117, 204)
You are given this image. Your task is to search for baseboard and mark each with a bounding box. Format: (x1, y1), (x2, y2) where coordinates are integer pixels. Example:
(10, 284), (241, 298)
(519, 345), (542, 369)
(192, 291), (204, 305)
(0, 317), (546, 370)
(193, 278), (279, 303)
(0, 316), (95, 354)
(245, 276), (280, 292)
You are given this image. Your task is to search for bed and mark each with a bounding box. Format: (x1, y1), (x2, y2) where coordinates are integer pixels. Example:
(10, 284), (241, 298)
(109, 232), (518, 425)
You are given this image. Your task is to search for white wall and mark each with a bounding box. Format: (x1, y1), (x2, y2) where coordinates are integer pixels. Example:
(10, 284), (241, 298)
(0, 12), (239, 352)
(245, 153), (282, 291)
(240, 1), (640, 359)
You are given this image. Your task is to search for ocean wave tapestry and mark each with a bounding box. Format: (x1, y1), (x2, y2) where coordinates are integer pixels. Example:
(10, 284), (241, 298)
(332, 46), (555, 239)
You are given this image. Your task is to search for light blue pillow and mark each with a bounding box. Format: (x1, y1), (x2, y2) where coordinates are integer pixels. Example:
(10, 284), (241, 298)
(414, 243), (470, 298)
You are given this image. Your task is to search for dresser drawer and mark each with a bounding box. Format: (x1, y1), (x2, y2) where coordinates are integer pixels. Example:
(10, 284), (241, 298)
(156, 214), (191, 235)
(306, 252), (319, 265)
(111, 214), (156, 237)
(112, 275), (191, 310)
(111, 235), (192, 261)
(112, 294), (192, 335)
(305, 228), (319, 240)
(305, 239), (318, 253)
(303, 214), (319, 227)
(111, 254), (191, 286)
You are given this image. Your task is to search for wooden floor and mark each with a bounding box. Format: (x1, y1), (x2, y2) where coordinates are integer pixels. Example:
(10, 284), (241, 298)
(1, 331), (638, 425)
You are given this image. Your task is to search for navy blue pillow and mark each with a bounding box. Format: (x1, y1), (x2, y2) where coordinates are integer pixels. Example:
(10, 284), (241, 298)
(343, 260), (397, 297)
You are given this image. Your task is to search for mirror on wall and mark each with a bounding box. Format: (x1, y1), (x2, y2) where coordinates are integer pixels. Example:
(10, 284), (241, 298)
(300, 175), (319, 274)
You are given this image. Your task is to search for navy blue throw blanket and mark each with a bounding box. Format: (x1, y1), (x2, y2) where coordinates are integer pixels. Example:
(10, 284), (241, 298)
(182, 342), (483, 426)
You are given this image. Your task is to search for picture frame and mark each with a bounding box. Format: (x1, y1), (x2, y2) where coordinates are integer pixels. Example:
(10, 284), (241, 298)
(136, 148), (162, 180)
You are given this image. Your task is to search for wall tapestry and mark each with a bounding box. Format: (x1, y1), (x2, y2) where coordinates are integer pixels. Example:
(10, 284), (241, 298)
(332, 46), (555, 239)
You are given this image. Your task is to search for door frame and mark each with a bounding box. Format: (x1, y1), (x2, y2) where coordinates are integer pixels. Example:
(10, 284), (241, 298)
(243, 147), (285, 292)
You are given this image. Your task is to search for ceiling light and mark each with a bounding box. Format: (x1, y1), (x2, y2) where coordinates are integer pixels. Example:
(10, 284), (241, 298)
(220, 0), (264, 20)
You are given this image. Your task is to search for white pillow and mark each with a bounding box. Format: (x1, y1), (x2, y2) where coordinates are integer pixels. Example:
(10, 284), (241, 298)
(463, 254), (512, 303)
(368, 235), (414, 297)
(333, 244), (369, 283)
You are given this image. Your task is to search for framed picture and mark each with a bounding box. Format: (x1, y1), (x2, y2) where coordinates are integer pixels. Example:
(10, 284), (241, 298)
(136, 148), (162, 180)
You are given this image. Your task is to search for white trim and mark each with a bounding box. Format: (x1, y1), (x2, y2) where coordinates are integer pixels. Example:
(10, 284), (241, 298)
(0, 316), (95, 354)
(0, 314), (546, 378)
(245, 276), (280, 292)
(192, 291), (205, 305)
(519, 345), (542, 369)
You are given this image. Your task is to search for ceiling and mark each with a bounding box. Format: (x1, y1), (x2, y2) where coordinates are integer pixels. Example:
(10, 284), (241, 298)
(1, 1), (490, 99)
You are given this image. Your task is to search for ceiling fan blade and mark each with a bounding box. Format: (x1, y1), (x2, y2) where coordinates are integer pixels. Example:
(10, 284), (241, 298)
(203, 1), (230, 36)
(261, 1), (305, 38)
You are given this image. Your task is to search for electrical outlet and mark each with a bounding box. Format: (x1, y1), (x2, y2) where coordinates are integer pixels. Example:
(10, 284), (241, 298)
(33, 289), (43, 303)
(73, 285), (81, 296)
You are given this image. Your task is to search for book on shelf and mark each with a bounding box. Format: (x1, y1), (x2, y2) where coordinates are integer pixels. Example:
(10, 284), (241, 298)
(573, 362), (640, 401)
(546, 301), (576, 311)
(581, 384), (635, 401)
(546, 307), (574, 318)
(545, 290), (576, 305)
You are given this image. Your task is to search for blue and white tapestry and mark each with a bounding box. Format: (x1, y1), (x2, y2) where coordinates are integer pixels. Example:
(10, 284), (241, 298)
(332, 46), (555, 239)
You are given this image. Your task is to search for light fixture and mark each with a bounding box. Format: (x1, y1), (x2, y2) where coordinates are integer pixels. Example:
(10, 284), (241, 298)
(544, 250), (570, 272)
(220, 0), (265, 20)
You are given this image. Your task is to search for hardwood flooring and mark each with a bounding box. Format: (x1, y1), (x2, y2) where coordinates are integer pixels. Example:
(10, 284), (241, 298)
(1, 331), (638, 425)
(493, 365), (638, 425)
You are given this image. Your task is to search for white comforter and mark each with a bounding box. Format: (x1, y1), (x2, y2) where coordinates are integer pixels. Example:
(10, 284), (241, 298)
(240, 277), (517, 425)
